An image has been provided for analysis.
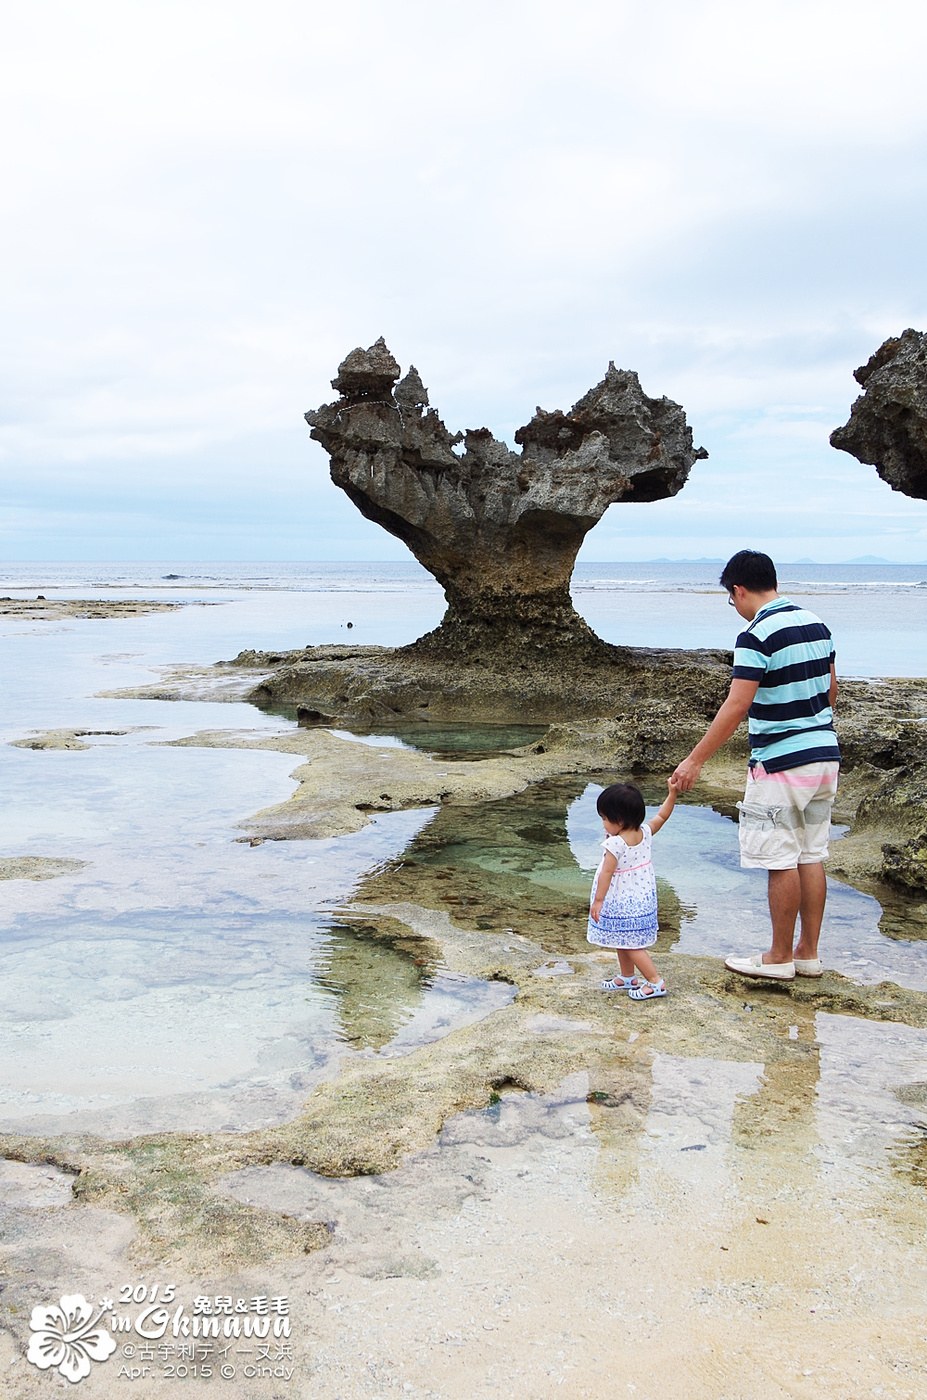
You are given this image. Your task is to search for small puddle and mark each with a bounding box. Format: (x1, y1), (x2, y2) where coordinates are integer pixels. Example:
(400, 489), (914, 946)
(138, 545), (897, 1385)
(259, 705), (547, 759)
(322, 720), (548, 761)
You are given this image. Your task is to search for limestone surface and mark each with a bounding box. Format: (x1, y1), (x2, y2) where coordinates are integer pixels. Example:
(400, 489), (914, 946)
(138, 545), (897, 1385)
(0, 597), (184, 619)
(830, 328), (927, 498)
(306, 339), (706, 655)
(0, 857), (87, 881)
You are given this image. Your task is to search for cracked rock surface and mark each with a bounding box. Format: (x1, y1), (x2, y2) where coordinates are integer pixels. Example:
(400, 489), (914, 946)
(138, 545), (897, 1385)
(831, 328), (927, 498)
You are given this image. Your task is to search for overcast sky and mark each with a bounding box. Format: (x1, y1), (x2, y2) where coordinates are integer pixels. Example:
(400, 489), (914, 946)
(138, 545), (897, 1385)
(3, 0), (927, 563)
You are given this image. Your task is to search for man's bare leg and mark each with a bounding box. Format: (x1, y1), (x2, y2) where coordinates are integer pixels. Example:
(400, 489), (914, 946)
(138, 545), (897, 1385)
(793, 861), (827, 961)
(765, 868), (801, 964)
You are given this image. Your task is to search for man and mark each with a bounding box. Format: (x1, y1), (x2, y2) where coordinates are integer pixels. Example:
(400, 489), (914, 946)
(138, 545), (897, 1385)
(671, 550), (839, 981)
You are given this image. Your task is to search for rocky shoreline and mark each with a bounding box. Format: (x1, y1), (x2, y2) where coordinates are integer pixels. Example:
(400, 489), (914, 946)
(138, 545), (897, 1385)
(231, 641), (927, 896)
(5, 624), (927, 1394)
(0, 597), (188, 620)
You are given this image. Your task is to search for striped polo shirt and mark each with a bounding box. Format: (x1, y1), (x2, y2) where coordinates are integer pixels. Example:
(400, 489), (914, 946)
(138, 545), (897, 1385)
(732, 597), (840, 773)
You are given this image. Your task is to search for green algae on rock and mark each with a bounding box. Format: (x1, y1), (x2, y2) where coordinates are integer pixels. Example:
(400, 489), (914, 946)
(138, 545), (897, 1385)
(4, 901), (927, 1274)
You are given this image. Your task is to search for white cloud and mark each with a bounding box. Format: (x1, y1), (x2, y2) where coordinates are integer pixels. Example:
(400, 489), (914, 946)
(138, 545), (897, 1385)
(2, 0), (927, 559)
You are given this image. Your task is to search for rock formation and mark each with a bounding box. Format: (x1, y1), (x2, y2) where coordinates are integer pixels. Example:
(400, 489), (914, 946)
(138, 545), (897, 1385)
(830, 328), (927, 498)
(306, 339), (706, 655)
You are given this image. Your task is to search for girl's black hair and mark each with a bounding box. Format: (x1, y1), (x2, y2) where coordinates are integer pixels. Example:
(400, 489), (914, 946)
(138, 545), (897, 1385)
(596, 782), (646, 829)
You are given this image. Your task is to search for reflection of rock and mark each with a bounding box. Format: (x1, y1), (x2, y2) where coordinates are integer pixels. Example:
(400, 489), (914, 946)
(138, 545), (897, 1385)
(356, 778), (595, 955)
(830, 329), (927, 498)
(306, 339), (706, 655)
(353, 776), (693, 957)
(315, 921), (435, 1051)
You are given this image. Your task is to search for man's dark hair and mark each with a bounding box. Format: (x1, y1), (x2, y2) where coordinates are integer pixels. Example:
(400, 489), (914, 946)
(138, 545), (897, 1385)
(719, 550), (777, 594)
(596, 782), (646, 829)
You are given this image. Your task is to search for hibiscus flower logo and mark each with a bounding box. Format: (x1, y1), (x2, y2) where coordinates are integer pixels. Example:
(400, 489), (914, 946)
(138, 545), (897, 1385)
(27, 1294), (117, 1384)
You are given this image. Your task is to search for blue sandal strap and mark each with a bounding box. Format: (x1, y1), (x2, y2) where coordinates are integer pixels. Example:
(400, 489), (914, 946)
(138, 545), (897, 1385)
(629, 980), (666, 1000)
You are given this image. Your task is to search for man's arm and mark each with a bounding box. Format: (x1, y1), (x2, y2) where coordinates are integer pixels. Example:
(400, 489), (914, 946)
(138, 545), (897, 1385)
(830, 663), (837, 710)
(671, 677), (759, 792)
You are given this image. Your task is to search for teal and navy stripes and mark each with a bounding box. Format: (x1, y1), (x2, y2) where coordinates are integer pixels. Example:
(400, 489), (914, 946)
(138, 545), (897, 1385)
(732, 598), (840, 773)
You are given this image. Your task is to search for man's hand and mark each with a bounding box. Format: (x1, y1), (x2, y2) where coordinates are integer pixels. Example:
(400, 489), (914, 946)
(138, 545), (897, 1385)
(671, 677), (758, 791)
(671, 756), (703, 792)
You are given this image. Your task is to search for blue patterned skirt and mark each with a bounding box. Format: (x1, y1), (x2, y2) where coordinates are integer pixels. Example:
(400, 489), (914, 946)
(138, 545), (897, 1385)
(587, 887), (659, 949)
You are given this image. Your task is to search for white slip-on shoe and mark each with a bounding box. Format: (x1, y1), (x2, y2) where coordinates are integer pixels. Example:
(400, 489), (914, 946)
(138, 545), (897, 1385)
(794, 958), (823, 977)
(725, 953), (795, 981)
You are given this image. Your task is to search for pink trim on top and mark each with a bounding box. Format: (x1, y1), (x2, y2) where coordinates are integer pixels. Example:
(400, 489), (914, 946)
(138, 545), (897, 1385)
(750, 763), (839, 786)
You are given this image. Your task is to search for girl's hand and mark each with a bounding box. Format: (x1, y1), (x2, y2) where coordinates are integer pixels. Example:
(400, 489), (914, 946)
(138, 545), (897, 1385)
(590, 900), (603, 923)
(668, 775), (679, 794)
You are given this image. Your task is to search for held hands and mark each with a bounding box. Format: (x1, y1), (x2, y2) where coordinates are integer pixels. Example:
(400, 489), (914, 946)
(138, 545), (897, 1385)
(671, 755), (702, 792)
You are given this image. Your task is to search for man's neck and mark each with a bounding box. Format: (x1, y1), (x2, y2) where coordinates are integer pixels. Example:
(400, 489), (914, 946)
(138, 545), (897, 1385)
(743, 589), (780, 621)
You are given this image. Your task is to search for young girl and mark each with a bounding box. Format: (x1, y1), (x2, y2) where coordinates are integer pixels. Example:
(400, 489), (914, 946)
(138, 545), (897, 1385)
(588, 778), (678, 1000)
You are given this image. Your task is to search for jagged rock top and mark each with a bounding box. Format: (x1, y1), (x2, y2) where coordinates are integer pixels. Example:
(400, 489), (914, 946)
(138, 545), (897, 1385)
(309, 340), (706, 512)
(305, 340), (706, 652)
(330, 336), (402, 399)
(831, 329), (927, 499)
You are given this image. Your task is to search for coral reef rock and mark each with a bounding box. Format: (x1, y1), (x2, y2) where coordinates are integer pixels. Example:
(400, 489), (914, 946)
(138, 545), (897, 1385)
(831, 328), (927, 498)
(306, 339), (706, 656)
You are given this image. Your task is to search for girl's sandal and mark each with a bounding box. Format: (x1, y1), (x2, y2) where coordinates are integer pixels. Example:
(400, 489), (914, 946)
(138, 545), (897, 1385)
(601, 976), (641, 991)
(629, 979), (666, 1001)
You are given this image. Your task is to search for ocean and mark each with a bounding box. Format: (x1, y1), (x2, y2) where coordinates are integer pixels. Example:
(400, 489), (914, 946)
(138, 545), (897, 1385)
(1, 559), (925, 676)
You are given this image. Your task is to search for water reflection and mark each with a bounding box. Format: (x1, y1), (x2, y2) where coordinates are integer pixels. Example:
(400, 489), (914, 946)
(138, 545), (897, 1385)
(643, 1055), (763, 1196)
(0, 908), (510, 1138)
(362, 775), (927, 987)
(315, 919), (438, 1051)
(815, 1012), (927, 1175)
(356, 775), (693, 956)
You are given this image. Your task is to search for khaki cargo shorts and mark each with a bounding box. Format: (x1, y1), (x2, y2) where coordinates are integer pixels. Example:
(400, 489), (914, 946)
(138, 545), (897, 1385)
(737, 761), (839, 870)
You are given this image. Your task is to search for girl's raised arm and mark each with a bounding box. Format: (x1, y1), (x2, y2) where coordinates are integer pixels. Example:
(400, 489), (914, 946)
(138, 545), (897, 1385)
(648, 776), (679, 836)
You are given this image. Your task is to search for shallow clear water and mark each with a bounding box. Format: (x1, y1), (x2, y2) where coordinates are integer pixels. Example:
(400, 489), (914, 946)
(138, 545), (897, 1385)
(2, 582), (926, 1143)
(0, 904), (511, 1137)
(0, 604), (515, 1137)
(356, 774), (927, 990)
